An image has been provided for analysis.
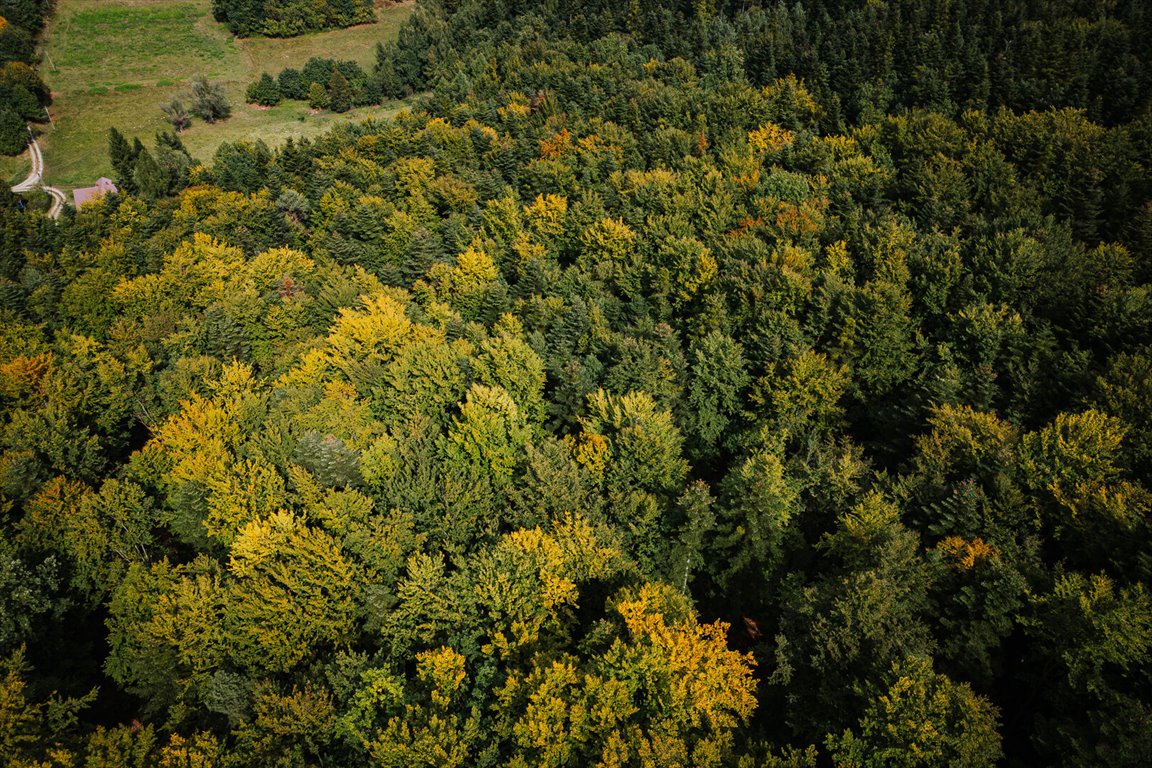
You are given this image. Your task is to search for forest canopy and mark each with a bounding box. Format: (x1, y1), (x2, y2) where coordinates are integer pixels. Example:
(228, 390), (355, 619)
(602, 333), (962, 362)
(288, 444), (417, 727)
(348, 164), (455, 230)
(1, 1), (1151, 766)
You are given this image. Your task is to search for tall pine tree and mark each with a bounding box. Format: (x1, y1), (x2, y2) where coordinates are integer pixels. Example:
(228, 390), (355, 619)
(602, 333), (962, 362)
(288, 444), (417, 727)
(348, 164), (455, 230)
(107, 128), (138, 193)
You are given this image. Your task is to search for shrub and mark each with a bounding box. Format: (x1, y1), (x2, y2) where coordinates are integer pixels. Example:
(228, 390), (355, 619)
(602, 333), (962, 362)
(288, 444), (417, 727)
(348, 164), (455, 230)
(161, 98), (191, 132)
(189, 75), (231, 124)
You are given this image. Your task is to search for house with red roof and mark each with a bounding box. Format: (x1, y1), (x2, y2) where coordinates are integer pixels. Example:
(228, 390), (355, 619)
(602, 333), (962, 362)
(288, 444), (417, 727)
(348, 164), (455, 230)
(72, 177), (118, 208)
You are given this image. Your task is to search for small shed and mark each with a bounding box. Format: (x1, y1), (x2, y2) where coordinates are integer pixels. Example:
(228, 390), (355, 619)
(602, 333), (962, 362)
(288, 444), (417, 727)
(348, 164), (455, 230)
(72, 177), (118, 208)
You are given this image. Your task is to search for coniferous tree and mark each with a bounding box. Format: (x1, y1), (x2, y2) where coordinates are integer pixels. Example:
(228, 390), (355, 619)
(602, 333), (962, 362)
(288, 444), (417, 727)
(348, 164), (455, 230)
(132, 147), (169, 201)
(374, 53), (404, 99)
(245, 73), (281, 107)
(307, 81), (330, 110)
(327, 66), (352, 113)
(277, 67), (304, 100)
(154, 132), (193, 194)
(107, 127), (135, 188)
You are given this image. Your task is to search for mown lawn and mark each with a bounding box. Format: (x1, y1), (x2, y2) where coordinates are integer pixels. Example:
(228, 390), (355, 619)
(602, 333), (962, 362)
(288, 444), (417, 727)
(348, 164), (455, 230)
(36, 0), (413, 187)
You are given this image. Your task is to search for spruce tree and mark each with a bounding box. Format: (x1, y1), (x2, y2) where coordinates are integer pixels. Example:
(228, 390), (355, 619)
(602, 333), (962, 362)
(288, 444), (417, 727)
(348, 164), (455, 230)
(307, 81), (330, 110)
(156, 130), (189, 156)
(132, 147), (169, 200)
(328, 67), (352, 113)
(277, 68), (304, 100)
(374, 54), (404, 99)
(108, 128), (138, 191)
(155, 132), (192, 193)
(245, 73), (281, 107)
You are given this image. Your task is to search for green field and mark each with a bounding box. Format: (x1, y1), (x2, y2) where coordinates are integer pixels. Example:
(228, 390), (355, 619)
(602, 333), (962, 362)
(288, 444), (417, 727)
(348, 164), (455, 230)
(35, 0), (414, 187)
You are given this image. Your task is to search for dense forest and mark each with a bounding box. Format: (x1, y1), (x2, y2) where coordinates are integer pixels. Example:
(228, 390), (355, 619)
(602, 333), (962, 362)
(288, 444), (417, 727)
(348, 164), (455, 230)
(0, 0), (51, 154)
(2, 0), (1152, 766)
(211, 0), (376, 38)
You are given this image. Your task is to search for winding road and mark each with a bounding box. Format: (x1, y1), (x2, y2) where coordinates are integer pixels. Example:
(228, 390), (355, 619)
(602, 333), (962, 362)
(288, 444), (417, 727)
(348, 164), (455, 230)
(10, 130), (67, 219)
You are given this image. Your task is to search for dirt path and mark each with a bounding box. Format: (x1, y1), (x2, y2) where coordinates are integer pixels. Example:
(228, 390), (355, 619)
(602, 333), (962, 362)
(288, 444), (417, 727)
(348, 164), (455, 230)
(11, 130), (40, 193)
(11, 131), (68, 219)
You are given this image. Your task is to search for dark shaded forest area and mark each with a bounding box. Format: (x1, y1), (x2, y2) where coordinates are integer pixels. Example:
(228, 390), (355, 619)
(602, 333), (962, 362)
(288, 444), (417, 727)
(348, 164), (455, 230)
(2, 1), (1151, 766)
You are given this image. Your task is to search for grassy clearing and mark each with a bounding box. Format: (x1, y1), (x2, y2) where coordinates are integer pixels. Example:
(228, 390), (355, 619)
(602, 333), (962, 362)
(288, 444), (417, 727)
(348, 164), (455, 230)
(38, 0), (413, 187)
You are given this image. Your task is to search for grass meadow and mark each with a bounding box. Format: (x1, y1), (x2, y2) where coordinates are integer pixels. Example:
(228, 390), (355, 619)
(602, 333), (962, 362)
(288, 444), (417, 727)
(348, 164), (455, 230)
(27, 0), (413, 188)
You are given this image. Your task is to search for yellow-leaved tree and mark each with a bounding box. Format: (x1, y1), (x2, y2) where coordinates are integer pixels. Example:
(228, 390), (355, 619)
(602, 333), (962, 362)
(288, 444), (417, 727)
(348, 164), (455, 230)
(501, 582), (757, 768)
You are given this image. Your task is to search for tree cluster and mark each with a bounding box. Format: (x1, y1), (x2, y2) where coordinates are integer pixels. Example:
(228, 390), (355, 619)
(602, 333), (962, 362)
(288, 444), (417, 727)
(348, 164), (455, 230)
(1, 0), (1151, 766)
(211, 0), (375, 38)
(108, 128), (195, 201)
(0, 0), (51, 155)
(251, 57), (383, 112)
(378, 0), (1152, 129)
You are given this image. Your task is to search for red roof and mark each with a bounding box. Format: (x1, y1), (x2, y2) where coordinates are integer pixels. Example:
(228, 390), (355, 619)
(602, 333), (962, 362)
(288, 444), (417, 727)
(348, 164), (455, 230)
(72, 178), (118, 207)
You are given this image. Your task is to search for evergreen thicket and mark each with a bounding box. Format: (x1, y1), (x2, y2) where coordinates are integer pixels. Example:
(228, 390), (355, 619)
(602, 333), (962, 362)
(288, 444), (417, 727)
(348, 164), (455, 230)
(2, 1), (1151, 766)
(253, 56), (377, 110)
(211, 0), (375, 37)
